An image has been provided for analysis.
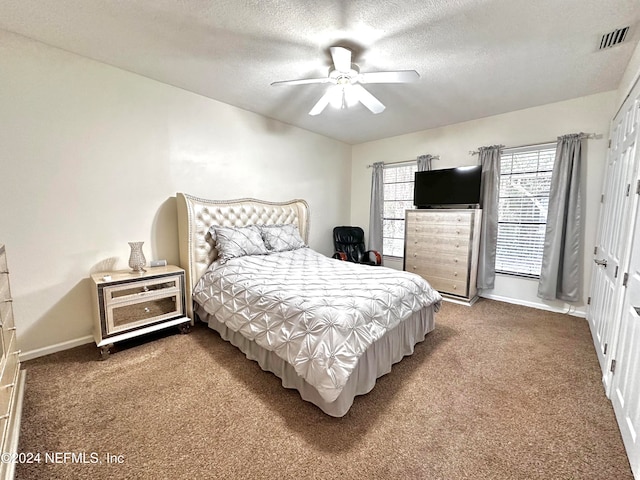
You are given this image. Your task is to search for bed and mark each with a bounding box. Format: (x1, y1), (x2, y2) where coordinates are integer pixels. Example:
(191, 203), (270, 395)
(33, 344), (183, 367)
(176, 193), (442, 416)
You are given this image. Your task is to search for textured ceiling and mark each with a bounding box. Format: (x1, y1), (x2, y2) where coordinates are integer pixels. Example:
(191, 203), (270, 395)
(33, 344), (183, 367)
(1, 0), (638, 144)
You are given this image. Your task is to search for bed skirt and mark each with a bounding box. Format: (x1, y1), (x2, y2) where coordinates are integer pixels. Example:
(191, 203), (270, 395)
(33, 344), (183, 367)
(195, 304), (436, 417)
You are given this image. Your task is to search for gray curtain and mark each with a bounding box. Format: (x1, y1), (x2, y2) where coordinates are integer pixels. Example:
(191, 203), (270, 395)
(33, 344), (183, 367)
(368, 162), (384, 253)
(417, 154), (434, 172)
(477, 145), (502, 290)
(538, 134), (583, 302)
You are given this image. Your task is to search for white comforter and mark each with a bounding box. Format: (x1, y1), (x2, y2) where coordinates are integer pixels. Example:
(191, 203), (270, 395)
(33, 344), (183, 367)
(193, 248), (442, 403)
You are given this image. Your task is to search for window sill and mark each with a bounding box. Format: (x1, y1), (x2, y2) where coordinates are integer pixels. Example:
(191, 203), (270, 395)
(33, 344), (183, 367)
(496, 271), (540, 280)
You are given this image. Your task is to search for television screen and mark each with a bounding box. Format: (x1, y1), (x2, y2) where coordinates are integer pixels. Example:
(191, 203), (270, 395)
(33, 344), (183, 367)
(413, 166), (482, 207)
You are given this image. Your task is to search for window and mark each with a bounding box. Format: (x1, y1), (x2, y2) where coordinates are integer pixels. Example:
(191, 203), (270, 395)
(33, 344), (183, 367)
(495, 144), (556, 277)
(382, 163), (418, 257)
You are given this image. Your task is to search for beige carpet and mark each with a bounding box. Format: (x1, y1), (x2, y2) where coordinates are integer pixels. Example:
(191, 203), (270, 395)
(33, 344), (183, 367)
(16, 299), (633, 479)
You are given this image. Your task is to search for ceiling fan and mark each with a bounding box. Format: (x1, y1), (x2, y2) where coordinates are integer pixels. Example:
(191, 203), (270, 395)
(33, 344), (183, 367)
(271, 46), (419, 116)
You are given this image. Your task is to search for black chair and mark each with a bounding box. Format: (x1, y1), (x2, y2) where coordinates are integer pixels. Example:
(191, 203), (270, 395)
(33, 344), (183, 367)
(332, 226), (382, 266)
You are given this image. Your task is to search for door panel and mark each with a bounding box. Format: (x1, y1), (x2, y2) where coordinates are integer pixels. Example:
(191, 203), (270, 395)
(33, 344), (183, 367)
(611, 193), (640, 479)
(588, 92), (640, 393)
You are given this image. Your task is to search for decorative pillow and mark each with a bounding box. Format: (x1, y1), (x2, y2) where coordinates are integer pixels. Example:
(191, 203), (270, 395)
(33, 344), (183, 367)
(209, 225), (269, 264)
(261, 224), (306, 252)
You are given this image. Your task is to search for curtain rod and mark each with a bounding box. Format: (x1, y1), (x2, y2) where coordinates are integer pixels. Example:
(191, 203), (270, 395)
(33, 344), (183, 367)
(468, 133), (602, 155)
(366, 155), (440, 168)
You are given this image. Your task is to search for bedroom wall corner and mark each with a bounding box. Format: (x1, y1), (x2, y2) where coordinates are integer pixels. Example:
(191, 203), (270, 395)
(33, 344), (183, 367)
(0, 30), (352, 357)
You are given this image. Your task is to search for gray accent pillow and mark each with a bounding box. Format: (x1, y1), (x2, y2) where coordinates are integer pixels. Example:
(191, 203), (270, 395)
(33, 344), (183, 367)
(209, 225), (269, 264)
(261, 224), (306, 252)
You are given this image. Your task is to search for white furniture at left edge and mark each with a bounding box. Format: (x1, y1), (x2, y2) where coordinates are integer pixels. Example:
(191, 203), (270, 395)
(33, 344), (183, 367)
(90, 265), (191, 359)
(0, 245), (26, 480)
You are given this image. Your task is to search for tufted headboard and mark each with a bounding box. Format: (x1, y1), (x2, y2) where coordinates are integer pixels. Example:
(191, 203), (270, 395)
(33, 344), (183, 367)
(176, 193), (310, 320)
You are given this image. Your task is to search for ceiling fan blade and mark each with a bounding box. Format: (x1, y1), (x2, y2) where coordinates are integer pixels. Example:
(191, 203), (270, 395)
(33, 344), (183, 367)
(352, 84), (385, 114)
(271, 77), (331, 86)
(330, 46), (352, 73)
(358, 70), (420, 84)
(309, 89), (334, 116)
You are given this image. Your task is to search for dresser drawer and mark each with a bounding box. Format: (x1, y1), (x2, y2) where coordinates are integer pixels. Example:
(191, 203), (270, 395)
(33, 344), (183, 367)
(406, 210), (474, 226)
(407, 221), (471, 238)
(0, 278), (9, 304)
(405, 249), (469, 267)
(0, 333), (18, 419)
(405, 235), (470, 257)
(407, 261), (466, 281)
(0, 302), (15, 332)
(428, 276), (469, 296)
(0, 252), (7, 277)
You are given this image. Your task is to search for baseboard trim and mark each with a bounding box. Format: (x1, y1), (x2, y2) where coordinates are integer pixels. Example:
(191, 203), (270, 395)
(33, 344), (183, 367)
(20, 335), (94, 362)
(480, 293), (587, 318)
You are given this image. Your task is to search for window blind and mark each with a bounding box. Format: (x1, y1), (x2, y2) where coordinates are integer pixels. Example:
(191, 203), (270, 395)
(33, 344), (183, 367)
(382, 163), (418, 257)
(495, 144), (556, 277)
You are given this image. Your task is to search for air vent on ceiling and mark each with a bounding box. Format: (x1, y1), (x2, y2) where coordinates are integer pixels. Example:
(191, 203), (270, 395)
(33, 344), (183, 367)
(599, 26), (630, 50)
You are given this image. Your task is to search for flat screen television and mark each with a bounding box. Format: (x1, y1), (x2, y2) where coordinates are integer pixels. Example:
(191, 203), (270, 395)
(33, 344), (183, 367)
(414, 166), (482, 208)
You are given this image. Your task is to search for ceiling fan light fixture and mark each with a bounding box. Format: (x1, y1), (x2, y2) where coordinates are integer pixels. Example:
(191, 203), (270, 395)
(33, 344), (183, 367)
(273, 46), (418, 116)
(328, 84), (359, 110)
(329, 85), (344, 109)
(343, 84), (359, 107)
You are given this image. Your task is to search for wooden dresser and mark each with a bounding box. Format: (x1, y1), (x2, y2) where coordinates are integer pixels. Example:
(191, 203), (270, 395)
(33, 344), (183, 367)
(404, 209), (482, 305)
(0, 245), (25, 480)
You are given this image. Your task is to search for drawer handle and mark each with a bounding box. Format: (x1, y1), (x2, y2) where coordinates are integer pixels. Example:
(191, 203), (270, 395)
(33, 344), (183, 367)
(144, 307), (150, 313)
(454, 272), (458, 277)
(0, 271), (8, 275)
(413, 265), (417, 270)
(3, 383), (14, 390)
(143, 286), (149, 292)
(7, 327), (16, 331)
(454, 259), (458, 263)
(413, 253), (417, 257)
(453, 285), (457, 289)
(13, 350), (20, 356)
(456, 243), (459, 248)
(1, 299), (12, 304)
(0, 414), (9, 420)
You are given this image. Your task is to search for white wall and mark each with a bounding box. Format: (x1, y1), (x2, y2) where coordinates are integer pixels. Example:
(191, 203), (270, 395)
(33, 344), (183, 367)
(351, 92), (617, 316)
(0, 30), (351, 356)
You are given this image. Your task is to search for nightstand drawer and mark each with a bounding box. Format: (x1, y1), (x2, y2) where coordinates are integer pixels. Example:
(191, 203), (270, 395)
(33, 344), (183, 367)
(104, 276), (181, 303)
(105, 288), (183, 335)
(108, 295), (181, 333)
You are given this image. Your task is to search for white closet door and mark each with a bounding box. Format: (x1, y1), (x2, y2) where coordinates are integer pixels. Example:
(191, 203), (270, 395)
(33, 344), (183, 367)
(588, 85), (640, 393)
(611, 181), (640, 479)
